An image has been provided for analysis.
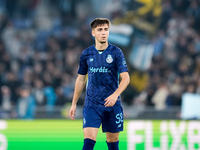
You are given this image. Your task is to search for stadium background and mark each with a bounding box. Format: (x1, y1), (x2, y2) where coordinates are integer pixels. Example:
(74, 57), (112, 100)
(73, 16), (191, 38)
(0, 0), (200, 149)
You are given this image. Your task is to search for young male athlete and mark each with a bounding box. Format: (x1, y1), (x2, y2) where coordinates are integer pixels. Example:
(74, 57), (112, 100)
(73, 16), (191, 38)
(69, 18), (130, 150)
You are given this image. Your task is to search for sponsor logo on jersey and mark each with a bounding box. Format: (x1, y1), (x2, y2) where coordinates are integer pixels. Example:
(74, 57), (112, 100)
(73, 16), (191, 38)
(106, 54), (113, 63)
(83, 118), (86, 125)
(89, 67), (111, 73)
(122, 58), (127, 67)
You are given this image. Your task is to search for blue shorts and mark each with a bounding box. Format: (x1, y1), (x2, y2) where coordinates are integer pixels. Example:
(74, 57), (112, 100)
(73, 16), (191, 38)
(82, 104), (124, 133)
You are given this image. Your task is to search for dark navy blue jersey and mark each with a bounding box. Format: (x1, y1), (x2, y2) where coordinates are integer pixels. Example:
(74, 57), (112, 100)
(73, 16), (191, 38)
(78, 43), (128, 106)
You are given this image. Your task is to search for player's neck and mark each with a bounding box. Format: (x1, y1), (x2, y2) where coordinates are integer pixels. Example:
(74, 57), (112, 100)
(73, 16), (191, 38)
(95, 41), (108, 50)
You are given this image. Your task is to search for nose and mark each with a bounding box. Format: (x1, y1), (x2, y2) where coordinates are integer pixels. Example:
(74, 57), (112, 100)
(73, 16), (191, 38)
(102, 30), (106, 35)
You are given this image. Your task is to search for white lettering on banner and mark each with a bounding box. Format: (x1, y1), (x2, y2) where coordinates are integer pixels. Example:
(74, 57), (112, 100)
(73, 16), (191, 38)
(145, 121), (159, 150)
(127, 121), (200, 150)
(0, 135), (7, 150)
(0, 121), (7, 130)
(160, 121), (168, 150)
(169, 121), (186, 150)
(188, 121), (200, 150)
(0, 120), (7, 150)
(128, 121), (144, 150)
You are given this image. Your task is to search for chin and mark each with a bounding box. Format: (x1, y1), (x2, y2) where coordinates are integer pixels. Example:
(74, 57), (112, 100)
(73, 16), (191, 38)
(100, 40), (107, 43)
(100, 41), (106, 44)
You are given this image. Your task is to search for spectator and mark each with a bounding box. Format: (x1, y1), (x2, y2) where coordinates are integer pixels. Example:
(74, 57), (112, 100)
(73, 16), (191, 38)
(166, 76), (183, 106)
(32, 78), (46, 106)
(0, 85), (12, 111)
(152, 82), (169, 110)
(17, 85), (35, 119)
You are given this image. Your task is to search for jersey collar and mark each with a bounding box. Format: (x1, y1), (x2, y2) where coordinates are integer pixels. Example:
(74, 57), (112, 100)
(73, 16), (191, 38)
(93, 43), (111, 54)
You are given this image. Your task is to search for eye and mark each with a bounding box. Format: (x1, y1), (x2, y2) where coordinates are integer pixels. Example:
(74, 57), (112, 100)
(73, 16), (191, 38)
(97, 28), (102, 31)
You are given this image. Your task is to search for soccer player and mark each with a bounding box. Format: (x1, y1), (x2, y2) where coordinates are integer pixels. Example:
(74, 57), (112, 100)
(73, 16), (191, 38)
(69, 18), (130, 150)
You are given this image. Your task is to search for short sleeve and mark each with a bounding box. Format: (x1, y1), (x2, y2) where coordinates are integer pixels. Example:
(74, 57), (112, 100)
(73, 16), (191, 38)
(116, 49), (128, 73)
(77, 52), (88, 75)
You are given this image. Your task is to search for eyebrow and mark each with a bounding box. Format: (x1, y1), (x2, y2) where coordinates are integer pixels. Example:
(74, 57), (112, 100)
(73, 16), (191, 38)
(97, 27), (108, 30)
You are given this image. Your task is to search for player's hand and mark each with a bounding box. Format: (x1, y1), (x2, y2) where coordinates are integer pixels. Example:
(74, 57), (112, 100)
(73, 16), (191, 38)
(69, 104), (76, 120)
(104, 94), (118, 107)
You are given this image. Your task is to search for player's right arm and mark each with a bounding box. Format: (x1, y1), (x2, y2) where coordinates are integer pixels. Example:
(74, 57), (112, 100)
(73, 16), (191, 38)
(69, 74), (86, 120)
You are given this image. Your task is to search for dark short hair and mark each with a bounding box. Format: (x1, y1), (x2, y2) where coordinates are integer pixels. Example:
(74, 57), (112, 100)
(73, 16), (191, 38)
(90, 18), (111, 29)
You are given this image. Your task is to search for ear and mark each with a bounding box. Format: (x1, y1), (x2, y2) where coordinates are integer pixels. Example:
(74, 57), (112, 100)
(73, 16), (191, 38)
(91, 30), (95, 37)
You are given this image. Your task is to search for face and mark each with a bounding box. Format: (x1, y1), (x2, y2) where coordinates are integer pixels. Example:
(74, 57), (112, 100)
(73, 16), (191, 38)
(92, 24), (109, 44)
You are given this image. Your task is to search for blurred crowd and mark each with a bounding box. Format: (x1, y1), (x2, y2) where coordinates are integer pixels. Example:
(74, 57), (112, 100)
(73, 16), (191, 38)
(0, 0), (95, 118)
(129, 0), (200, 112)
(0, 0), (200, 119)
(149, 0), (200, 110)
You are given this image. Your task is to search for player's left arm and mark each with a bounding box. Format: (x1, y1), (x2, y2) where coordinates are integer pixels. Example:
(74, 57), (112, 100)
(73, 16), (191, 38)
(104, 71), (130, 107)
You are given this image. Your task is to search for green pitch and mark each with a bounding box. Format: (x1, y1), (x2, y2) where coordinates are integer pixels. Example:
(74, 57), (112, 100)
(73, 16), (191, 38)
(1, 120), (127, 150)
(1, 120), (199, 150)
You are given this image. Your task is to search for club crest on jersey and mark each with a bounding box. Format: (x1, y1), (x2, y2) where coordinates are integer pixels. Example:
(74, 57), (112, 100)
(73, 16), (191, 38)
(89, 58), (93, 62)
(106, 54), (113, 63)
